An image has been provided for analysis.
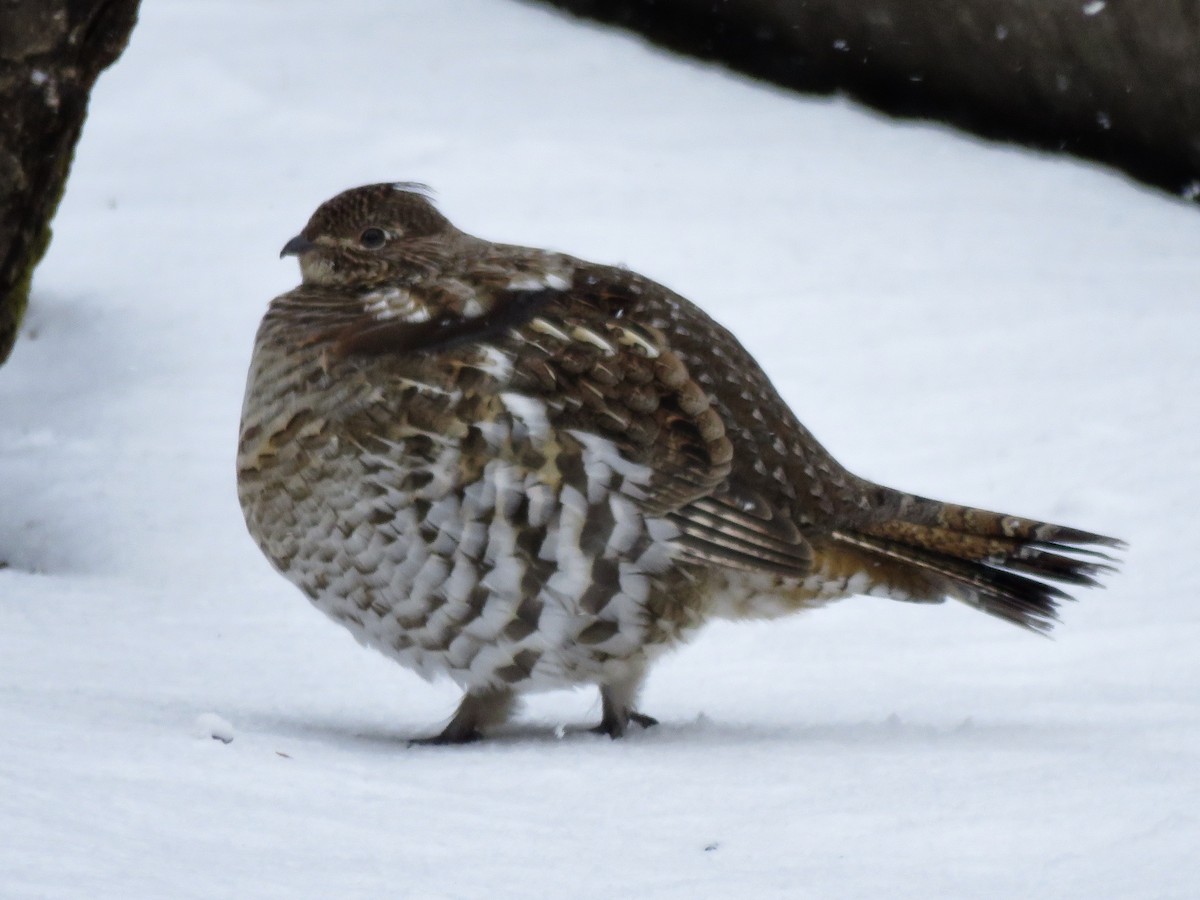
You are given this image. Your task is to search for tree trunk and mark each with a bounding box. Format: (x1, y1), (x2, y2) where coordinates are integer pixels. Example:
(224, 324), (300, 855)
(0, 0), (140, 366)
(526, 0), (1200, 201)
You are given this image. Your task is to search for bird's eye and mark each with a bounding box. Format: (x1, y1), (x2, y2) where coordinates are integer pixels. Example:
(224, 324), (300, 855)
(359, 227), (387, 249)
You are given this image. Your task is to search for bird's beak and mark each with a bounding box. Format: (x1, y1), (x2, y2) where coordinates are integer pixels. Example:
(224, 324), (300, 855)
(280, 234), (316, 258)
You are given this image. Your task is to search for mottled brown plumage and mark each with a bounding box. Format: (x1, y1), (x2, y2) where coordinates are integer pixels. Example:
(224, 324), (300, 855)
(237, 183), (1122, 743)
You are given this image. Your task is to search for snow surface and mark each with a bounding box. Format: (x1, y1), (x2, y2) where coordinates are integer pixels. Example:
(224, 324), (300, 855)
(2, 1), (1198, 897)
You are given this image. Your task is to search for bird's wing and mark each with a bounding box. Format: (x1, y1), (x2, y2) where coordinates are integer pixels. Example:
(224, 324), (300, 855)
(323, 255), (815, 576)
(490, 259), (815, 576)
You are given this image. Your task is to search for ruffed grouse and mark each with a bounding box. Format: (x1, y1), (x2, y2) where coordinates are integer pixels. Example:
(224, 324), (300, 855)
(238, 183), (1120, 743)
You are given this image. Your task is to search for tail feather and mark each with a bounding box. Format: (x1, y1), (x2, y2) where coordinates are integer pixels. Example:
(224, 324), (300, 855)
(834, 492), (1123, 633)
(877, 493), (1125, 551)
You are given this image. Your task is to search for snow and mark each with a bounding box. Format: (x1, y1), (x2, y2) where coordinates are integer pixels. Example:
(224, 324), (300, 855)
(2, 0), (1198, 897)
(192, 713), (235, 745)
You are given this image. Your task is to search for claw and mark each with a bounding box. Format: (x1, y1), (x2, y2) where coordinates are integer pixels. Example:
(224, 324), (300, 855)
(628, 712), (659, 729)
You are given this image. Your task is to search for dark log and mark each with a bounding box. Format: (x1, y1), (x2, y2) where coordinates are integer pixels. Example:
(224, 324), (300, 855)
(524, 0), (1200, 201)
(0, 0), (140, 366)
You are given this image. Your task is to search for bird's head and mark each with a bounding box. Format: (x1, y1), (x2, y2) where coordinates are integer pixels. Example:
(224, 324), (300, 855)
(280, 183), (457, 287)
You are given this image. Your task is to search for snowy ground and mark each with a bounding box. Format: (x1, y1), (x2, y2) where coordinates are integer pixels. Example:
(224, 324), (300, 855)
(2, 1), (1198, 897)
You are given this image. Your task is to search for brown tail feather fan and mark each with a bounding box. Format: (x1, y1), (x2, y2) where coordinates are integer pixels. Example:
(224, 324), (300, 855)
(832, 494), (1124, 633)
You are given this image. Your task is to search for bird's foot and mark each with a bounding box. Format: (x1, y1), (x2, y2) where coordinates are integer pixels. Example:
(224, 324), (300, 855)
(590, 709), (659, 739)
(408, 688), (514, 746)
(408, 728), (483, 747)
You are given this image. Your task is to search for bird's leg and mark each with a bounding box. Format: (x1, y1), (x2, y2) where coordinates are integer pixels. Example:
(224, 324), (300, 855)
(410, 687), (516, 746)
(592, 669), (657, 738)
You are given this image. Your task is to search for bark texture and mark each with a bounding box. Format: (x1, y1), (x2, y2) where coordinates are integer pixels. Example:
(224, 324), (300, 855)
(526, 0), (1200, 200)
(0, 0), (140, 366)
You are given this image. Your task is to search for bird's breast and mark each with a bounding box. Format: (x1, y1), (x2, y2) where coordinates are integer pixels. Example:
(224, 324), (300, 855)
(236, 334), (700, 689)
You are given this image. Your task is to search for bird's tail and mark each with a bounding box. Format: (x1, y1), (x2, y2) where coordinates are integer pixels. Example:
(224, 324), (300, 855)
(830, 489), (1123, 633)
